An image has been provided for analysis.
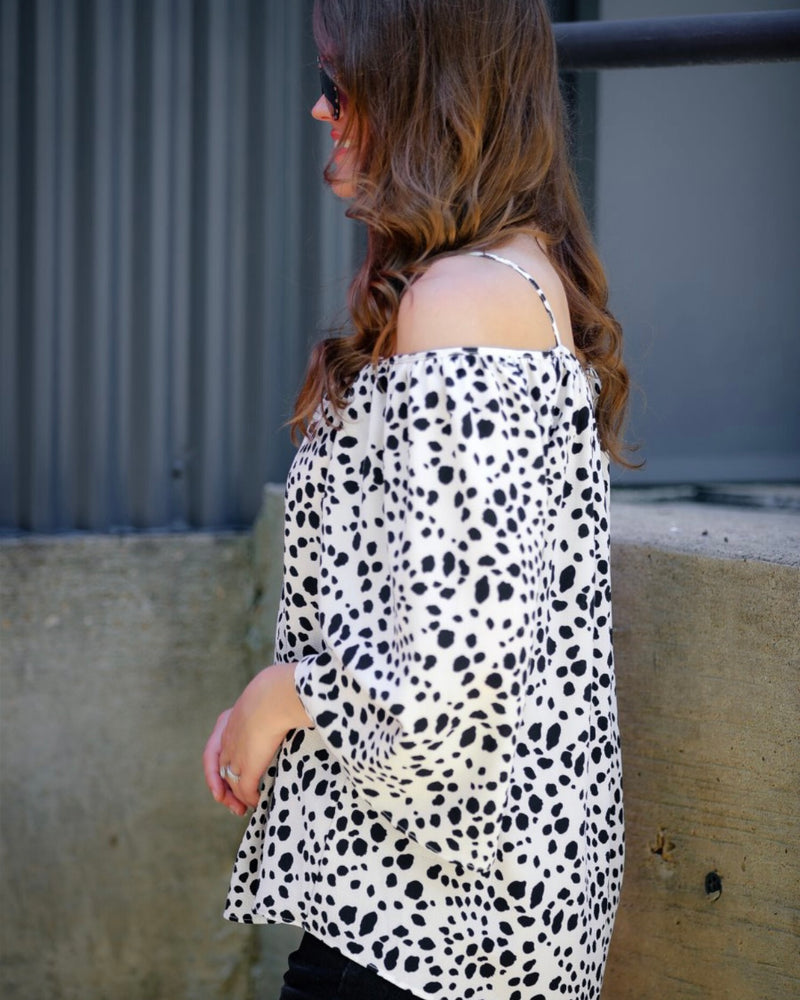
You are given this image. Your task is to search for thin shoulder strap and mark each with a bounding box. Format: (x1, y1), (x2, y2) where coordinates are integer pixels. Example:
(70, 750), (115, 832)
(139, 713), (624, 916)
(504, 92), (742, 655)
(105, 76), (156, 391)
(469, 250), (562, 348)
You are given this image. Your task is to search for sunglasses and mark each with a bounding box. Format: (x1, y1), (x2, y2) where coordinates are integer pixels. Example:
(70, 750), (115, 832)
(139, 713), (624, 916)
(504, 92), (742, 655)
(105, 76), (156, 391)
(317, 57), (342, 120)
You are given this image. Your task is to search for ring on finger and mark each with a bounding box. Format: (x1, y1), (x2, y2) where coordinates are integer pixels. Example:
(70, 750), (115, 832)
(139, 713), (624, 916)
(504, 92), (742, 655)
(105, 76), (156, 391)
(219, 764), (241, 785)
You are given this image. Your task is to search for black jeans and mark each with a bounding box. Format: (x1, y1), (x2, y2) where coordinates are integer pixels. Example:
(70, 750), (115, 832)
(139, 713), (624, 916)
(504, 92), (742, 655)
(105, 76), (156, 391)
(278, 933), (419, 1000)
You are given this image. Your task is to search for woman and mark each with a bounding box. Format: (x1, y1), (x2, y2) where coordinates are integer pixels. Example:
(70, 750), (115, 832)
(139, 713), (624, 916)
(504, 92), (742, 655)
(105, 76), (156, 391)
(203, 2), (629, 997)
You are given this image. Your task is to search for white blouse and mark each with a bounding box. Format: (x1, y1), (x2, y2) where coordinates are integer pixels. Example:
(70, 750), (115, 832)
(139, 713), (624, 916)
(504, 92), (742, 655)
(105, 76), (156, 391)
(225, 345), (624, 1000)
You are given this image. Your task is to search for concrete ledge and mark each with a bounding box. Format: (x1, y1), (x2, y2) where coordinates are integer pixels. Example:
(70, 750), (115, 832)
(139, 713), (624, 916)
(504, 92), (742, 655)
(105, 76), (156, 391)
(604, 501), (800, 999)
(1, 492), (798, 998)
(611, 493), (800, 567)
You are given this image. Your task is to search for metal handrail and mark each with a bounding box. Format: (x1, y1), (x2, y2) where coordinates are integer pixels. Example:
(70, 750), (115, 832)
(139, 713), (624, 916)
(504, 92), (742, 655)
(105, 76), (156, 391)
(554, 10), (800, 70)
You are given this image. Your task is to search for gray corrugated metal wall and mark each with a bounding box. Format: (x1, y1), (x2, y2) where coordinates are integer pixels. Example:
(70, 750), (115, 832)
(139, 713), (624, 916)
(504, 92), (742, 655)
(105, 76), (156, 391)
(1, 0), (362, 532)
(2, 1), (596, 534)
(13, 2), (792, 533)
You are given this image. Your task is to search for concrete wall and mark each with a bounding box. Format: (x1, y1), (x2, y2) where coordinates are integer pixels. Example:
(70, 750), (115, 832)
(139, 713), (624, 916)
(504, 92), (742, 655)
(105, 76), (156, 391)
(0, 520), (299, 1000)
(604, 497), (800, 998)
(1, 488), (798, 998)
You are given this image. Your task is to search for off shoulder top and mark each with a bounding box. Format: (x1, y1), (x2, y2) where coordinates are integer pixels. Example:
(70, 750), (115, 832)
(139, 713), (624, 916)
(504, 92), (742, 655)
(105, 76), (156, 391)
(225, 263), (624, 1000)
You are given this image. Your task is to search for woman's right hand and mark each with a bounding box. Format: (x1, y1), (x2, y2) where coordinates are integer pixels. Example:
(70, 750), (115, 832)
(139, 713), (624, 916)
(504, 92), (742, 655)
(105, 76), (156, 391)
(202, 708), (249, 817)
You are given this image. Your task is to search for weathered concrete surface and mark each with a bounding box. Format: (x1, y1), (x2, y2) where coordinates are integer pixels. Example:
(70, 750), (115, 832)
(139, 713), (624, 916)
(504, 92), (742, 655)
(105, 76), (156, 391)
(603, 500), (800, 999)
(0, 531), (298, 1000)
(610, 491), (800, 567)
(2, 492), (798, 999)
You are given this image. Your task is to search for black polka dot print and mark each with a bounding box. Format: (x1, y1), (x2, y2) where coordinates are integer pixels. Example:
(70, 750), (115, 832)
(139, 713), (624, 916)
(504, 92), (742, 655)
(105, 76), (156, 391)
(224, 345), (624, 999)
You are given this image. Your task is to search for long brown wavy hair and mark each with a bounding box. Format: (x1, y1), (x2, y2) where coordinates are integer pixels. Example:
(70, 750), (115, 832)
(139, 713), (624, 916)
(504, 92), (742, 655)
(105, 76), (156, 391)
(292, 0), (633, 465)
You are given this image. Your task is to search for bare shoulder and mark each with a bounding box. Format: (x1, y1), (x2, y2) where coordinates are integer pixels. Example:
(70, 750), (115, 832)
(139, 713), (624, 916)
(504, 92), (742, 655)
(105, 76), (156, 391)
(396, 250), (572, 355)
(396, 256), (493, 354)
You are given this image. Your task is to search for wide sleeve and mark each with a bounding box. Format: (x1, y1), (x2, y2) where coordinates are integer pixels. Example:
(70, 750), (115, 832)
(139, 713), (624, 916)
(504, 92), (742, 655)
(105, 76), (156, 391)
(293, 355), (553, 873)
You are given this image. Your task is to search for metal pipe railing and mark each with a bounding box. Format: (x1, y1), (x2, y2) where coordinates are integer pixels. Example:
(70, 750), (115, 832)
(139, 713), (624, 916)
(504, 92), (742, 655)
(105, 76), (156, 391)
(554, 10), (800, 70)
